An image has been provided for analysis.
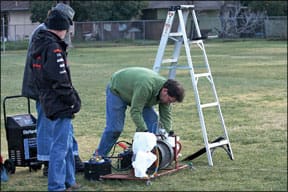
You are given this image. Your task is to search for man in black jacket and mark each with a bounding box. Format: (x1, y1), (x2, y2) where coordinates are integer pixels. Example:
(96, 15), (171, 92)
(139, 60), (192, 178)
(21, 3), (84, 177)
(30, 9), (81, 191)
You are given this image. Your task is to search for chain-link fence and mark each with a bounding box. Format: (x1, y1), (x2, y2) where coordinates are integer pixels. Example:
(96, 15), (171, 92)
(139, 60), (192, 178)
(1, 16), (287, 44)
(74, 20), (164, 41)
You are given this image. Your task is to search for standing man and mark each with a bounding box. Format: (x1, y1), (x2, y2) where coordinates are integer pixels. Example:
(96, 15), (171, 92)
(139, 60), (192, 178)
(21, 3), (84, 176)
(95, 67), (185, 158)
(30, 9), (81, 191)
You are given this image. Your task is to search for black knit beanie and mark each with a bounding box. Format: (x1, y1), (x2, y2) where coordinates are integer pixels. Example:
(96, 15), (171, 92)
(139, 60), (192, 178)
(46, 9), (70, 31)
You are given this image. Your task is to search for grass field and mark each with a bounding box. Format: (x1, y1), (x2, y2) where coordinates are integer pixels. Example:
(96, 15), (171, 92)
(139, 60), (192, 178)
(1, 39), (287, 191)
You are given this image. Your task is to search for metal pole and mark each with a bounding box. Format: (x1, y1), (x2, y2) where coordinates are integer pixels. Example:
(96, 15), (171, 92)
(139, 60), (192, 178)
(143, 20), (145, 41)
(2, 16), (5, 53)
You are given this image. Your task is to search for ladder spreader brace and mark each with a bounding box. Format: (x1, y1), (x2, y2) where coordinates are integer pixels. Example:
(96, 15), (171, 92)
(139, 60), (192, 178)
(153, 5), (234, 166)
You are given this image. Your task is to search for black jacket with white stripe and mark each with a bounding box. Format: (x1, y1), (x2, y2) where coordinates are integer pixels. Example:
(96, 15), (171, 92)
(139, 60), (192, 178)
(30, 29), (81, 120)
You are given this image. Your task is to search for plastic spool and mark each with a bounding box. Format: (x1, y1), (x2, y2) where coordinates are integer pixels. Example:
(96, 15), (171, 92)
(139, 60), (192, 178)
(156, 139), (174, 169)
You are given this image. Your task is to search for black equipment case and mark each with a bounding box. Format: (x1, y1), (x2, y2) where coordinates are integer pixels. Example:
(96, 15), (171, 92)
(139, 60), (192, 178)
(2, 95), (42, 173)
(84, 158), (112, 181)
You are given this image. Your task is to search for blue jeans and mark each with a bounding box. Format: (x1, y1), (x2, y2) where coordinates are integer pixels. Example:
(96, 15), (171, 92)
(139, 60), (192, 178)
(96, 84), (158, 157)
(36, 101), (79, 161)
(48, 118), (76, 191)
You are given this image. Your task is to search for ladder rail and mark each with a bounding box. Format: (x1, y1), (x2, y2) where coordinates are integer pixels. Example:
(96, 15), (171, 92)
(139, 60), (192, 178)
(191, 13), (235, 162)
(196, 42), (234, 159)
(195, 50), (234, 164)
(192, 9), (202, 37)
(168, 9), (190, 79)
(195, 71), (234, 164)
(153, 10), (176, 73)
(179, 8), (216, 165)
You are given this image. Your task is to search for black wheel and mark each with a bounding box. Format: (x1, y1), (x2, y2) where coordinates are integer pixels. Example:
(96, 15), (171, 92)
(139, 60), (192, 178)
(146, 180), (152, 186)
(30, 162), (42, 171)
(4, 159), (15, 174)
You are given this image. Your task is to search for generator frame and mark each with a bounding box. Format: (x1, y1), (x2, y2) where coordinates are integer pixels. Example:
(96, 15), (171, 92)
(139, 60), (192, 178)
(100, 135), (190, 185)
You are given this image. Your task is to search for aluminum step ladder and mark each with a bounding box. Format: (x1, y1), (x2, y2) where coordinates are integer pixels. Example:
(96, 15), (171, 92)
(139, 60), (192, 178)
(153, 5), (234, 166)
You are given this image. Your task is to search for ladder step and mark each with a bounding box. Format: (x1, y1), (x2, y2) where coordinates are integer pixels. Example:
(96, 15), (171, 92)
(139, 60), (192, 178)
(169, 32), (183, 37)
(180, 5), (195, 9)
(194, 73), (210, 78)
(169, 5), (195, 11)
(207, 35), (218, 39)
(189, 40), (203, 45)
(159, 66), (192, 70)
(208, 139), (229, 149)
(162, 58), (178, 63)
(200, 102), (218, 108)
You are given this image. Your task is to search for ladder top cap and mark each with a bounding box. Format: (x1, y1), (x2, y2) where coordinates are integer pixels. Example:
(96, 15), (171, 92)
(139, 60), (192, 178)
(180, 5), (195, 9)
(169, 5), (195, 11)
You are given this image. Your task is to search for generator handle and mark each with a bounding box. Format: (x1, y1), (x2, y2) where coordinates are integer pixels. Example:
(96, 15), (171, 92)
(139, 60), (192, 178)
(2, 95), (32, 128)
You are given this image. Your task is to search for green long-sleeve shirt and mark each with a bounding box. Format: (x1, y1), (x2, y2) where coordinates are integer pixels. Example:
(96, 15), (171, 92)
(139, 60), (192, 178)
(109, 67), (172, 132)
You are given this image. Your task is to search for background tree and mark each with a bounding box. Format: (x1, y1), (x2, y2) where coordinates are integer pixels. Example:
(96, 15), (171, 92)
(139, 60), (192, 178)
(30, 1), (148, 22)
(241, 0), (287, 16)
(30, 1), (55, 23)
(69, 1), (148, 21)
(217, 1), (287, 38)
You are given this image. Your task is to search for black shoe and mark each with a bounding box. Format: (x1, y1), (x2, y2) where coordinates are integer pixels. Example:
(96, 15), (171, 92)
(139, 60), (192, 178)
(43, 161), (49, 177)
(74, 155), (84, 173)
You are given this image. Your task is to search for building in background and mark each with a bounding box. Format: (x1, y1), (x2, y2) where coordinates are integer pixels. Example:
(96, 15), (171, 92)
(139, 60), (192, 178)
(1, 1), (225, 41)
(1, 1), (286, 41)
(142, 1), (224, 39)
(1, 1), (37, 41)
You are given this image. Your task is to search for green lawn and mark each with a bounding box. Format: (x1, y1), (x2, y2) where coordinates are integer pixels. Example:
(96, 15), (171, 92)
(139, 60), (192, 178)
(1, 39), (287, 191)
